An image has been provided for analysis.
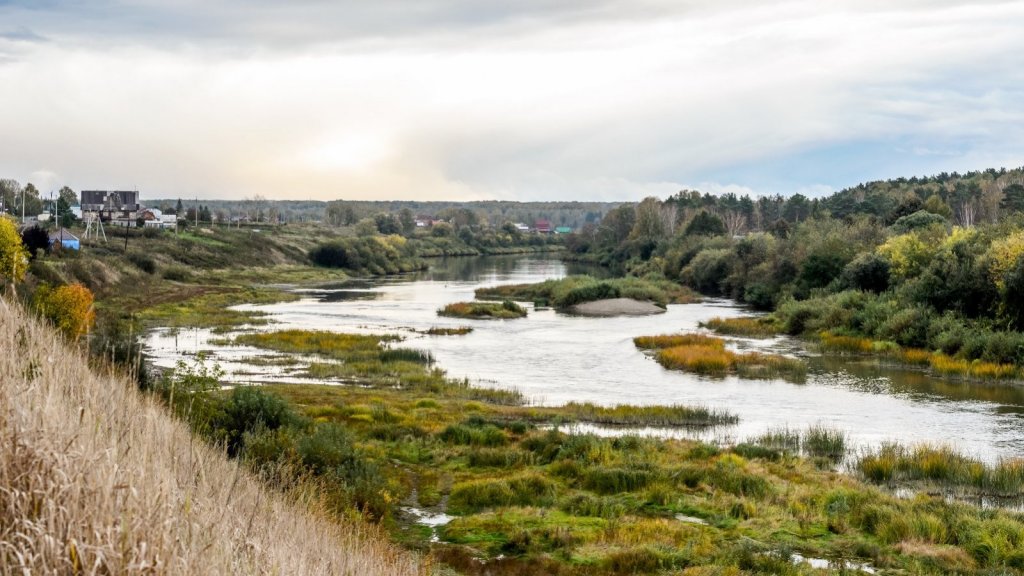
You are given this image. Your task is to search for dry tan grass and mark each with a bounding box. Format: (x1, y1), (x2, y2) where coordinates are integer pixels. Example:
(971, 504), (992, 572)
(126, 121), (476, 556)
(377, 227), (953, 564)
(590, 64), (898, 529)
(0, 299), (424, 575)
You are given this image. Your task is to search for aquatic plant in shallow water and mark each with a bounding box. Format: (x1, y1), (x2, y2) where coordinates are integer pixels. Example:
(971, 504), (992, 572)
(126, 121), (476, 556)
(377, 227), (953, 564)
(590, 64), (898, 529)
(437, 300), (527, 319)
(635, 332), (806, 383)
(701, 316), (780, 338)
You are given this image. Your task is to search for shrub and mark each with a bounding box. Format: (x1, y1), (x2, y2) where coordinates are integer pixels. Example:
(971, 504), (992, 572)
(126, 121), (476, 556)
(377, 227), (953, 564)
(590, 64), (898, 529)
(20, 225), (50, 259)
(448, 473), (557, 513)
(842, 252), (891, 293)
(32, 282), (96, 341)
(216, 386), (300, 456)
(128, 252), (157, 274)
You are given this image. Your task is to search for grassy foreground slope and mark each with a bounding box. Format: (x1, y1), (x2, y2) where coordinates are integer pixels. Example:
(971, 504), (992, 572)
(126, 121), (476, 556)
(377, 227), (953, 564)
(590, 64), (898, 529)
(0, 300), (421, 575)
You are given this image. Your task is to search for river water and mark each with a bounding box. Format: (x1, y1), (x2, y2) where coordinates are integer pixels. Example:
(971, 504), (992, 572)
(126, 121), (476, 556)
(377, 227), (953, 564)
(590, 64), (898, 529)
(146, 255), (1024, 463)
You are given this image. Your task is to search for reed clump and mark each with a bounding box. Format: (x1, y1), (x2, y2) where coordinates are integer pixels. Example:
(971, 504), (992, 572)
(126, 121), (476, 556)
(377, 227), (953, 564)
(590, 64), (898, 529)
(438, 300), (527, 319)
(701, 316), (780, 338)
(554, 401), (738, 427)
(817, 330), (1024, 381)
(448, 473), (558, 514)
(635, 333), (806, 383)
(633, 333), (724, 350)
(748, 425), (847, 462)
(424, 326), (473, 335)
(856, 442), (1024, 497)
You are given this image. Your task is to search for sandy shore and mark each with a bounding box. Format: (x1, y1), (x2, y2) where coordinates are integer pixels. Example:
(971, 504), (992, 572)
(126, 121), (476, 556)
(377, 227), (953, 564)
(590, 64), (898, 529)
(567, 298), (666, 317)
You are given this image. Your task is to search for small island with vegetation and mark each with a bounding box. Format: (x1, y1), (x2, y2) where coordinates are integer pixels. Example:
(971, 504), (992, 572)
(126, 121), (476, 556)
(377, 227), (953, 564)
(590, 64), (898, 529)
(438, 300), (528, 320)
(475, 275), (698, 316)
(635, 333), (807, 383)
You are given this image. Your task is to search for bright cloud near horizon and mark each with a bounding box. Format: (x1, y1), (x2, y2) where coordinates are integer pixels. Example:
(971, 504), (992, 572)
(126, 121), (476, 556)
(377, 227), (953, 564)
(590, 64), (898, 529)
(1, 0), (1023, 202)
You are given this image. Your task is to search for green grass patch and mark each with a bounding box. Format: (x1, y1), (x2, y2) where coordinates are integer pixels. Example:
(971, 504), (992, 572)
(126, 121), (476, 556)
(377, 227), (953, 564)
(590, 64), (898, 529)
(437, 300), (527, 319)
(701, 316), (780, 338)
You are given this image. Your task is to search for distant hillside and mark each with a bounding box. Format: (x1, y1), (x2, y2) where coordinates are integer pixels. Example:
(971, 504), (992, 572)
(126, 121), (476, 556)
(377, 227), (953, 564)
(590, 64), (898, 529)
(0, 299), (421, 575)
(145, 198), (623, 229)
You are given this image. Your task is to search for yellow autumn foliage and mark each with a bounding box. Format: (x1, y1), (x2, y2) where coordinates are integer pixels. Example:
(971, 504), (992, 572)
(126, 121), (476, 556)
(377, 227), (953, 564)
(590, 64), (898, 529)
(33, 283), (96, 341)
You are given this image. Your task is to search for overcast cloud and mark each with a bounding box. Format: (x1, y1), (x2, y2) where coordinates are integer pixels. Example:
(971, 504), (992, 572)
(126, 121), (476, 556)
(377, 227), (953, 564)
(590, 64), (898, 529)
(0, 0), (1022, 201)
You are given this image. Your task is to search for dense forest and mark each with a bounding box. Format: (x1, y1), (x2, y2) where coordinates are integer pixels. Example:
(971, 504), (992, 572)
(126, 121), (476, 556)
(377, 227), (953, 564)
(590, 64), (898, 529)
(563, 166), (1024, 371)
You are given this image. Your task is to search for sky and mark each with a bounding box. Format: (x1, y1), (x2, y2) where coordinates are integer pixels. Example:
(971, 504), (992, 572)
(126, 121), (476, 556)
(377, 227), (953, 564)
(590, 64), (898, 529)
(0, 1), (1023, 202)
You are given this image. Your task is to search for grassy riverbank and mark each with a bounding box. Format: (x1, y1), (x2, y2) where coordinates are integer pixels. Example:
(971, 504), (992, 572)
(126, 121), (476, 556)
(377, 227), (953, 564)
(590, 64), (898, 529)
(175, 326), (1024, 575)
(0, 299), (421, 575)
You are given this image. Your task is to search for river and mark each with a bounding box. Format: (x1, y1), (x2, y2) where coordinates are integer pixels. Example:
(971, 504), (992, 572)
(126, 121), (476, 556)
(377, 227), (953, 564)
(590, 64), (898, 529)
(145, 255), (1024, 463)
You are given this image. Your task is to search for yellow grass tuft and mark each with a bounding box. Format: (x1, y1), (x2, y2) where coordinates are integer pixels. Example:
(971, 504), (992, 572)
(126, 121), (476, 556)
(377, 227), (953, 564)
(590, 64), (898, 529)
(0, 299), (421, 575)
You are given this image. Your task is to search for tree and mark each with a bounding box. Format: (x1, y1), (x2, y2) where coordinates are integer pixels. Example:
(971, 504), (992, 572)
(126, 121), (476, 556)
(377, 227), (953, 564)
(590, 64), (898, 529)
(33, 283), (96, 341)
(0, 179), (20, 215)
(56, 195), (75, 228)
(1001, 184), (1024, 214)
(20, 225), (50, 259)
(0, 217), (29, 287)
(58, 186), (77, 207)
(922, 194), (954, 220)
(398, 208), (416, 236)
(175, 198), (184, 215)
(684, 211), (727, 236)
(20, 183), (44, 218)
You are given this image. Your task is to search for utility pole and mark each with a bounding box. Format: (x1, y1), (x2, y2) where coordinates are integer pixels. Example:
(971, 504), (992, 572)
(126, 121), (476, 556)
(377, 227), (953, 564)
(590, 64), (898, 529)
(195, 197), (199, 228)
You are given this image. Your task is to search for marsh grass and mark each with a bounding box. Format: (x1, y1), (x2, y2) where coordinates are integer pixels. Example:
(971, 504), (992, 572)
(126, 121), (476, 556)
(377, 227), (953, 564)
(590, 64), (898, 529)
(259, 379), (1024, 575)
(552, 401), (738, 427)
(636, 333), (806, 383)
(424, 326), (473, 335)
(803, 425), (847, 462)
(818, 331), (1023, 382)
(438, 300), (527, 319)
(633, 333), (724, 349)
(0, 299), (420, 575)
(701, 316), (780, 338)
(856, 442), (1024, 497)
(747, 425), (847, 463)
(448, 473), (558, 514)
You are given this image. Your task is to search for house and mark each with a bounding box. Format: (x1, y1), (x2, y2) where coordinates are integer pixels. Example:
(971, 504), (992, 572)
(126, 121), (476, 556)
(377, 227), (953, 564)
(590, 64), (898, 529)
(49, 228), (80, 251)
(81, 190), (140, 213)
(534, 219), (552, 233)
(554, 226), (572, 234)
(514, 222), (530, 232)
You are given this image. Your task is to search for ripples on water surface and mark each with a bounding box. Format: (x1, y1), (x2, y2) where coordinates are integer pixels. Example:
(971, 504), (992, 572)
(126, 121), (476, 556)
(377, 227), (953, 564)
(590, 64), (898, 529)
(146, 255), (1024, 462)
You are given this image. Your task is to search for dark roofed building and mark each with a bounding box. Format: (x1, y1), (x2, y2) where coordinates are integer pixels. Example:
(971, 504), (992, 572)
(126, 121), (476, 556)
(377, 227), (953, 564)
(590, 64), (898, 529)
(81, 190), (140, 213)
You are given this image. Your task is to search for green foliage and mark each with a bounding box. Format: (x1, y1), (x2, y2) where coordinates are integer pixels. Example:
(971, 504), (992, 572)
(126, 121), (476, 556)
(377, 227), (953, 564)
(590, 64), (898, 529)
(892, 209), (949, 233)
(216, 386), (300, 456)
(438, 300), (527, 319)
(684, 211), (727, 236)
(309, 235), (424, 274)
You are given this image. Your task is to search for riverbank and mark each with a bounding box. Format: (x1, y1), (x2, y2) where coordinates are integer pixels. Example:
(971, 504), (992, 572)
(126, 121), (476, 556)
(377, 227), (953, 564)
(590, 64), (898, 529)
(0, 299), (421, 575)
(174, 325), (1024, 575)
